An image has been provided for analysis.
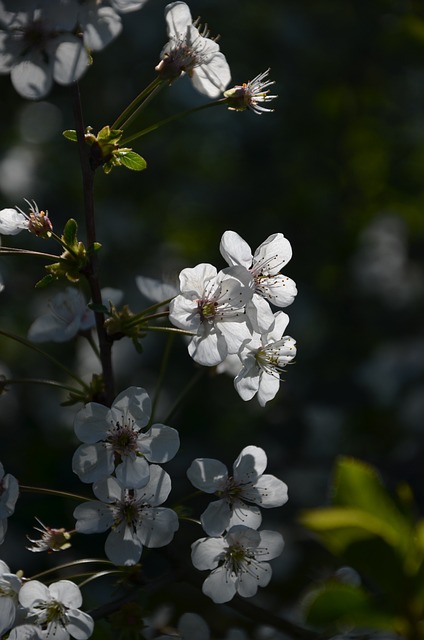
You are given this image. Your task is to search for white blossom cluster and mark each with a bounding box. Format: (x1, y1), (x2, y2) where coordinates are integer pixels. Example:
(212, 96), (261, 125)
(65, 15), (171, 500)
(169, 230), (298, 406)
(0, 563), (94, 640)
(0, 463), (94, 638)
(0, 0), (149, 99)
(72, 386), (180, 565)
(187, 445), (287, 603)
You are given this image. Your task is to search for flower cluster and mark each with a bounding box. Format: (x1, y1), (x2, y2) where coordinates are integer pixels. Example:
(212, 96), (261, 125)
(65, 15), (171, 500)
(188, 446), (287, 603)
(0, 0), (149, 99)
(156, 1), (231, 98)
(169, 230), (297, 405)
(72, 386), (180, 564)
(0, 562), (93, 640)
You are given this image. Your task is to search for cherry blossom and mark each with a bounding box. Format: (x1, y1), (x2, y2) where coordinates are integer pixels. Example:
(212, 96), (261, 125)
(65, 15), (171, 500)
(235, 311), (297, 406)
(187, 445), (288, 536)
(156, 612), (210, 640)
(224, 69), (278, 115)
(72, 386), (180, 488)
(220, 231), (297, 330)
(77, 1), (123, 52)
(7, 626), (44, 640)
(169, 263), (253, 367)
(73, 466), (179, 565)
(0, 201), (51, 237)
(156, 1), (231, 98)
(27, 287), (95, 344)
(0, 560), (22, 636)
(0, 462), (19, 544)
(18, 579), (94, 640)
(0, 1), (90, 99)
(191, 525), (284, 603)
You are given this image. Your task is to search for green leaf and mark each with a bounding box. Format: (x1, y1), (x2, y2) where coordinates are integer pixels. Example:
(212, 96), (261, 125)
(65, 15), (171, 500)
(35, 273), (56, 289)
(332, 458), (412, 553)
(304, 582), (404, 631)
(117, 150), (147, 171)
(63, 129), (77, 141)
(63, 218), (78, 248)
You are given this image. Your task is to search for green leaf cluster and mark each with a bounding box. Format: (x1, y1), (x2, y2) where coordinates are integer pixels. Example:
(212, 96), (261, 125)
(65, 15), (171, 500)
(36, 219), (92, 288)
(63, 126), (147, 174)
(300, 457), (424, 638)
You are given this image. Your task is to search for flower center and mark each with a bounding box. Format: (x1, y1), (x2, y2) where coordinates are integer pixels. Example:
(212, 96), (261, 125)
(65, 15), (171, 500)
(35, 599), (68, 626)
(198, 299), (217, 322)
(223, 542), (252, 575)
(107, 420), (139, 457)
(113, 494), (144, 532)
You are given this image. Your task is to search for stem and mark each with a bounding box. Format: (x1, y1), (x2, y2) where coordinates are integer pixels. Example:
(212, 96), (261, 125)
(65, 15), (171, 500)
(150, 333), (174, 424)
(29, 558), (113, 581)
(0, 329), (89, 389)
(111, 76), (163, 130)
(72, 82), (114, 406)
(124, 310), (170, 331)
(118, 82), (165, 131)
(1, 378), (83, 395)
(0, 247), (65, 261)
(142, 325), (194, 336)
(121, 99), (226, 145)
(20, 485), (91, 502)
(164, 368), (205, 423)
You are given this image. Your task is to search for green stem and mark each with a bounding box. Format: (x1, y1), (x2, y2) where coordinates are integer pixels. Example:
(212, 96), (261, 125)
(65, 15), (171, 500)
(124, 310), (170, 332)
(0, 329), (90, 390)
(121, 99), (226, 145)
(1, 378), (83, 395)
(111, 77), (164, 130)
(143, 325), (193, 336)
(164, 368), (205, 423)
(119, 82), (166, 131)
(28, 558), (113, 581)
(20, 485), (91, 502)
(0, 247), (64, 261)
(77, 570), (121, 588)
(150, 333), (174, 424)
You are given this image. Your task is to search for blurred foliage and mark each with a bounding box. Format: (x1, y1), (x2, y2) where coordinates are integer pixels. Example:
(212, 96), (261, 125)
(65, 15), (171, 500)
(1, 0), (424, 637)
(301, 457), (424, 636)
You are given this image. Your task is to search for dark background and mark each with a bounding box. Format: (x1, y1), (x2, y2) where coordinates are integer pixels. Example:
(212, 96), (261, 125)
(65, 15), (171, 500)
(1, 0), (424, 636)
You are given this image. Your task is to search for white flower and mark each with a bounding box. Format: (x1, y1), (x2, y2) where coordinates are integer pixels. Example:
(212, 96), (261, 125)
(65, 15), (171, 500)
(0, 461), (19, 544)
(187, 445), (288, 536)
(156, 1), (231, 98)
(235, 311), (296, 406)
(0, 1), (90, 100)
(220, 231), (297, 330)
(0, 207), (28, 235)
(74, 466), (179, 565)
(191, 525), (284, 603)
(72, 386), (180, 488)
(28, 287), (95, 343)
(0, 200), (51, 237)
(77, 1), (122, 52)
(224, 69), (278, 115)
(0, 560), (22, 636)
(27, 286), (123, 343)
(8, 625), (44, 640)
(156, 612), (210, 640)
(7, 624), (46, 640)
(169, 263), (254, 367)
(136, 275), (178, 303)
(110, 0), (149, 12)
(18, 579), (93, 640)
